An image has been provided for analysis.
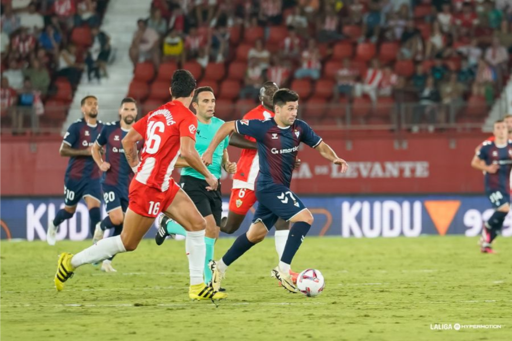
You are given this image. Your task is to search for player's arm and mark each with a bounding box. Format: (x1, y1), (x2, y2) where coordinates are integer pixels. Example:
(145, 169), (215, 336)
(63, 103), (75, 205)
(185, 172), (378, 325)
(222, 148), (237, 174)
(315, 141), (348, 172)
(122, 128), (143, 172)
(59, 143), (92, 157)
(91, 142), (110, 172)
(202, 121), (237, 165)
(471, 155), (499, 173)
(174, 155), (190, 168)
(181, 136), (218, 190)
(229, 132), (257, 149)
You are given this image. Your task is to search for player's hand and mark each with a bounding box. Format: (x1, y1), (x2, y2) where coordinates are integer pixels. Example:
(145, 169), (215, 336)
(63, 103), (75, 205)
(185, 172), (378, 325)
(99, 161), (111, 172)
(294, 158), (301, 169)
(224, 161), (237, 174)
(333, 158), (349, 173)
(205, 175), (218, 191)
(487, 163), (500, 174)
(202, 151), (213, 166)
(86, 146), (93, 156)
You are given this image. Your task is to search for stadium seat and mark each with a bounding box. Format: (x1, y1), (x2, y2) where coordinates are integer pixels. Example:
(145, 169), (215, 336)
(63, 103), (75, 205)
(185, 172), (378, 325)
(267, 26), (288, 45)
(142, 99), (162, 116)
(227, 61), (247, 81)
(127, 80), (149, 101)
(203, 63), (226, 82)
(313, 79), (335, 100)
(351, 97), (372, 119)
(53, 79), (73, 102)
(148, 80), (171, 101)
(317, 117), (341, 126)
(157, 62), (178, 81)
(236, 44), (252, 62)
(235, 99), (257, 119)
(244, 26), (264, 44)
(342, 25), (362, 41)
(219, 80), (241, 100)
(71, 26), (92, 47)
(215, 99), (235, 120)
(44, 99), (68, 122)
(197, 80), (218, 94)
(394, 60), (415, 77)
(326, 98), (349, 119)
(317, 43), (329, 59)
(323, 61), (342, 79)
(229, 25), (242, 45)
(290, 79), (313, 100)
(414, 5), (433, 18)
(351, 59), (368, 77)
(356, 43), (376, 62)
(379, 42), (400, 64)
(372, 97), (395, 119)
(332, 42), (354, 60)
(465, 96), (487, 117)
(302, 98), (327, 122)
(415, 22), (431, 40)
(422, 59), (435, 71)
(134, 62), (156, 83)
(182, 61), (203, 80)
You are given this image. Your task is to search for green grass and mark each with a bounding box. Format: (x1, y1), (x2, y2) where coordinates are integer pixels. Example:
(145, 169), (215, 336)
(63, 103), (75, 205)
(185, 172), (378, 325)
(1, 237), (512, 341)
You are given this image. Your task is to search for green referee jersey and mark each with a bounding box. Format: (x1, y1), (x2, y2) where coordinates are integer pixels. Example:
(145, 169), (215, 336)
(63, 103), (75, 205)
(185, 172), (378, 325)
(181, 116), (229, 180)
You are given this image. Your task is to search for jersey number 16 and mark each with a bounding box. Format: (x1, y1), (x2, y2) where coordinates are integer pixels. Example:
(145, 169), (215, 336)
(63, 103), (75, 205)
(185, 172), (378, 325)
(144, 121), (165, 154)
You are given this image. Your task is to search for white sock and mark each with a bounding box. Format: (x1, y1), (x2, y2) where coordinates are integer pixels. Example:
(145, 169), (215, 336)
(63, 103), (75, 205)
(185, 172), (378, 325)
(279, 261), (291, 274)
(186, 230), (206, 286)
(217, 258), (228, 273)
(71, 235), (126, 268)
(274, 230), (289, 260)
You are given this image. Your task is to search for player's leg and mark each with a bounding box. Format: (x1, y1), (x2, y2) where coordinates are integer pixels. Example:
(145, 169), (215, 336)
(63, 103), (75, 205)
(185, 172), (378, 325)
(274, 218), (290, 261)
(101, 191), (129, 272)
(203, 187), (223, 285)
(482, 202), (509, 253)
(84, 180), (103, 237)
(47, 181), (83, 245)
(94, 185), (124, 243)
(221, 188), (257, 234)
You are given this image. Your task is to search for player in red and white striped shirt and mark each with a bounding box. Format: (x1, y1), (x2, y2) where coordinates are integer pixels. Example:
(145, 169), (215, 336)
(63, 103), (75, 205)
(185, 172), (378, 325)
(54, 70), (226, 301)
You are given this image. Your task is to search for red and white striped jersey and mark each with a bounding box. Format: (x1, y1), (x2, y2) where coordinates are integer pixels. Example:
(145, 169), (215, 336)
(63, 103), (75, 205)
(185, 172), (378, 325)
(132, 100), (197, 192)
(233, 105), (274, 190)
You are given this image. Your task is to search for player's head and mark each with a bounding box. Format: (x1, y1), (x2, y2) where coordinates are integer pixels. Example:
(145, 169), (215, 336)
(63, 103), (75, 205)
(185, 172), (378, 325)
(170, 69), (196, 100)
(259, 81), (279, 110)
(494, 119), (507, 140)
(273, 89), (299, 126)
(81, 95), (98, 119)
(119, 97), (137, 125)
(504, 114), (512, 134)
(192, 86), (215, 120)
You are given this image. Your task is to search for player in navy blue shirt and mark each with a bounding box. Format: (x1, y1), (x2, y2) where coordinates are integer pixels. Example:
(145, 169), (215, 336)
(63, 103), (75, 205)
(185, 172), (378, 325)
(472, 119), (512, 254)
(47, 96), (103, 246)
(202, 89), (349, 293)
(90, 97), (139, 272)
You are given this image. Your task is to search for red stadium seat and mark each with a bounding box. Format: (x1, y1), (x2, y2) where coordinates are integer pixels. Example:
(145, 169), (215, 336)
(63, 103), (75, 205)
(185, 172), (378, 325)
(332, 42), (354, 60)
(134, 62), (156, 83)
(323, 61), (342, 79)
(373, 97), (395, 118)
(414, 5), (433, 18)
(290, 79), (313, 100)
(465, 96), (487, 117)
(71, 26), (92, 47)
(313, 79), (335, 100)
(44, 99), (68, 121)
(317, 43), (329, 59)
(142, 99), (162, 116)
(157, 62), (178, 81)
(227, 62), (247, 81)
(127, 80), (149, 101)
(302, 98), (327, 122)
(394, 60), (415, 77)
(236, 44), (252, 62)
(219, 80), (241, 100)
(326, 98), (349, 119)
(229, 25), (242, 45)
(54, 79), (73, 102)
(244, 26), (264, 44)
(148, 80), (171, 101)
(215, 99), (235, 120)
(203, 63), (226, 82)
(356, 43), (376, 62)
(267, 26), (288, 45)
(422, 59), (435, 71)
(415, 22), (431, 40)
(343, 25), (362, 41)
(379, 42), (399, 64)
(351, 59), (368, 77)
(182, 61), (203, 80)
(351, 97), (372, 119)
(197, 80), (219, 95)
(235, 99), (257, 119)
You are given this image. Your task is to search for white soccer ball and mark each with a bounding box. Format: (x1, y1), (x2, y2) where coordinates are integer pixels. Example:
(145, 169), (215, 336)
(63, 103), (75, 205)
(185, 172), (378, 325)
(296, 269), (325, 297)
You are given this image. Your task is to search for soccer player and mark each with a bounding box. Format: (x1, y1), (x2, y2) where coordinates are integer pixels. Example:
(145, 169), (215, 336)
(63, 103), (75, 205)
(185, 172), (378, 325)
(90, 97), (139, 272)
(471, 119), (512, 253)
(154, 86), (236, 286)
(47, 96), (103, 246)
(202, 89), (348, 293)
(53, 70), (227, 301)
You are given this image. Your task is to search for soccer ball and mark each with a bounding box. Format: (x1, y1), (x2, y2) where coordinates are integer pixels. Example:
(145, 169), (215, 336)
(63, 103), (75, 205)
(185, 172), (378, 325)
(296, 269), (325, 297)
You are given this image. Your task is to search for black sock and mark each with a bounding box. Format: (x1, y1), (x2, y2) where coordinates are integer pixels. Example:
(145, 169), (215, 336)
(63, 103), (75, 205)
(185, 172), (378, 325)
(281, 222), (311, 265)
(89, 207), (101, 237)
(486, 211), (507, 243)
(53, 209), (73, 227)
(222, 233), (255, 266)
(100, 216), (117, 231)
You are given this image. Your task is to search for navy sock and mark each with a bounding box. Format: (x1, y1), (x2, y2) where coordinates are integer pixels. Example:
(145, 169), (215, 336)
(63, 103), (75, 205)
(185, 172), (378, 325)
(281, 222), (311, 265)
(53, 209), (73, 227)
(222, 233), (255, 266)
(89, 207), (101, 237)
(100, 216), (117, 231)
(486, 211), (507, 243)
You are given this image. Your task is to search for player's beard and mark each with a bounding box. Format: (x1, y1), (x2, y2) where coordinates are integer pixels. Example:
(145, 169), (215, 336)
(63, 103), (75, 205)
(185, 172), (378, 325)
(123, 115), (135, 125)
(87, 111), (98, 119)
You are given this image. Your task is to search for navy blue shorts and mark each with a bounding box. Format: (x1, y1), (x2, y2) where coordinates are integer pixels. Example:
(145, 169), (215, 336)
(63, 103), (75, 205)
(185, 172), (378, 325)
(253, 184), (307, 230)
(485, 188), (510, 208)
(102, 184), (129, 213)
(63, 178), (102, 207)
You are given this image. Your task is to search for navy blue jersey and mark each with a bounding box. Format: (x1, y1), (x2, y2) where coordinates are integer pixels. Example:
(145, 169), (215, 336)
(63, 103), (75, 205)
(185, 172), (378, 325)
(477, 140), (512, 192)
(63, 118), (103, 181)
(96, 121), (139, 190)
(235, 118), (322, 190)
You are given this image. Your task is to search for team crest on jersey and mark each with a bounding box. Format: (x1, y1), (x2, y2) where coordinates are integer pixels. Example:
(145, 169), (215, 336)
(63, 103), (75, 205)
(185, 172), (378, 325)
(189, 124), (197, 134)
(272, 133), (278, 140)
(85, 131), (90, 136)
(240, 119), (249, 125)
(236, 199), (243, 208)
(294, 130), (300, 138)
(114, 135), (120, 141)
(493, 151), (498, 157)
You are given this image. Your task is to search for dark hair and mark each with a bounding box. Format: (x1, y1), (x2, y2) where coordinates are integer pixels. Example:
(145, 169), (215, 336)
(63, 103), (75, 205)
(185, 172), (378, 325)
(120, 97), (137, 106)
(137, 19), (147, 26)
(192, 86), (214, 103)
(81, 95), (97, 106)
(171, 69), (196, 99)
(504, 115), (512, 119)
(273, 88), (299, 107)
(495, 119), (505, 124)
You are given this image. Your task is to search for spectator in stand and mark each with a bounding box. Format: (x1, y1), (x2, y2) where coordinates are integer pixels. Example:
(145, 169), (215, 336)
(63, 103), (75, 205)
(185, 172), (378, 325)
(458, 59), (475, 83)
(75, 0), (100, 27)
(1, 76), (18, 124)
(258, 0), (283, 26)
(412, 76), (440, 133)
(294, 38), (321, 80)
(56, 44), (84, 87)
(400, 20), (423, 61)
(11, 27), (36, 60)
(437, 3), (454, 34)
(240, 57), (263, 99)
(147, 8), (167, 36)
(473, 57), (496, 102)
(196, 46), (210, 68)
(457, 38), (483, 69)
(385, 12), (407, 41)
(333, 57), (359, 101)
(248, 38), (270, 70)
(129, 19), (160, 68)
(430, 57), (448, 84)
(14, 77), (43, 133)
(23, 58), (50, 95)
(3, 59), (24, 90)
(266, 54), (290, 87)
(454, 2), (479, 38)
(1, 4), (21, 35)
(483, 0), (503, 30)
(317, 8), (343, 43)
(39, 25), (62, 54)
(19, 2), (44, 34)
(210, 25), (229, 62)
(185, 26), (206, 60)
(485, 36), (509, 84)
(440, 72), (465, 123)
(361, 0), (381, 43)
(162, 28), (184, 63)
(495, 20), (512, 53)
(378, 66), (398, 98)
(279, 26), (301, 62)
(86, 26), (111, 82)
(286, 6), (308, 36)
(195, 0), (217, 27)
(426, 21), (445, 59)
(53, 0), (76, 29)
(354, 58), (382, 104)
(210, 0), (237, 28)
(393, 75), (417, 128)
(0, 30), (9, 59)
(348, 0), (365, 25)
(299, 0), (321, 20)
(168, 7), (186, 34)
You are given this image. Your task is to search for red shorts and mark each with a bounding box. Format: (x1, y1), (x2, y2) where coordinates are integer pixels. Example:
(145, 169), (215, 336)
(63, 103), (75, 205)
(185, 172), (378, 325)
(128, 179), (180, 218)
(229, 188), (257, 215)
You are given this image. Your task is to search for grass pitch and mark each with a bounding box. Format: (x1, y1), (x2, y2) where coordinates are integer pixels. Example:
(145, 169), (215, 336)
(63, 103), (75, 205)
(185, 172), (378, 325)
(1, 236), (511, 341)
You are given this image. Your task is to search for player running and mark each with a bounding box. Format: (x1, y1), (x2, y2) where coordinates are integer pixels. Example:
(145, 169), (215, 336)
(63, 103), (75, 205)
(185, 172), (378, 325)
(53, 70), (226, 301)
(90, 97), (139, 272)
(202, 89), (348, 293)
(47, 96), (103, 246)
(471, 119), (512, 254)
(154, 86), (237, 286)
